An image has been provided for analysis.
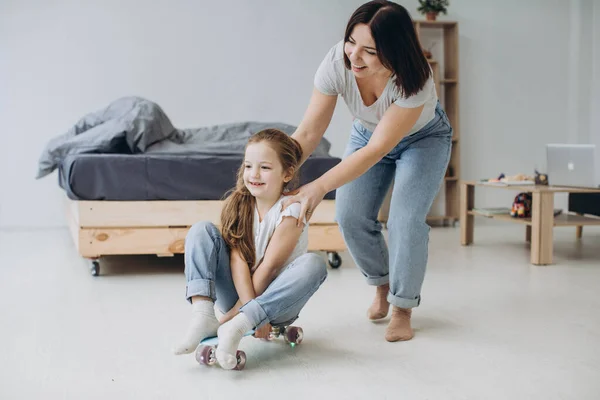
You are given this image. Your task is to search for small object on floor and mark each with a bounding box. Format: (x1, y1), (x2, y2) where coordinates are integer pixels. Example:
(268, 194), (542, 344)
(196, 323), (304, 371)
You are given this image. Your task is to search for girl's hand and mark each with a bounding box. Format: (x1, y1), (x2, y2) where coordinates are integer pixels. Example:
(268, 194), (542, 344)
(281, 181), (327, 226)
(253, 323), (272, 339)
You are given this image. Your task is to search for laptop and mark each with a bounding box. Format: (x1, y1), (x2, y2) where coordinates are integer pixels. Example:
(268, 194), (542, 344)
(546, 144), (599, 188)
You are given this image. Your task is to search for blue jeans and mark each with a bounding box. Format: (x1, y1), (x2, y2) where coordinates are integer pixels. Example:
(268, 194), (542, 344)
(335, 102), (453, 309)
(184, 221), (327, 328)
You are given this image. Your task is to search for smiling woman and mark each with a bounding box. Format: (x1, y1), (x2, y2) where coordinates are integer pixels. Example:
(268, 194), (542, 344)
(281, 0), (453, 343)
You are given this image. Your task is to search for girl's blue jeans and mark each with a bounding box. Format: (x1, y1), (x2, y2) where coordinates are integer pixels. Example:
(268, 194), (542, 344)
(184, 221), (327, 328)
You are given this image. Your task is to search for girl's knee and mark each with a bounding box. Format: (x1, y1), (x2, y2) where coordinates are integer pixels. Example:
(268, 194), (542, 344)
(185, 221), (220, 251)
(187, 221), (218, 240)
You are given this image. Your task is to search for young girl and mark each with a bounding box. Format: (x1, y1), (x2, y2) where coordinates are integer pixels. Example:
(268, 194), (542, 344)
(173, 129), (328, 370)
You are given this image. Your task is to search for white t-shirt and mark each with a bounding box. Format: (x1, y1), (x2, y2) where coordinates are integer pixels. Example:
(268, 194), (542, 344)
(314, 41), (438, 134)
(250, 195), (308, 274)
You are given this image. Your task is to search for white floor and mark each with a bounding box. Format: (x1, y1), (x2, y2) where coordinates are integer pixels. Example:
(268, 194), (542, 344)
(1, 224), (600, 400)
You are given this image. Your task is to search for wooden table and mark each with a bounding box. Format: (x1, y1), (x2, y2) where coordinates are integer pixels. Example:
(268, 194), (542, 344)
(460, 181), (600, 265)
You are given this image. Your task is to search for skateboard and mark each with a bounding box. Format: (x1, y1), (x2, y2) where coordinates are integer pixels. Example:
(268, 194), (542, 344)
(195, 325), (304, 370)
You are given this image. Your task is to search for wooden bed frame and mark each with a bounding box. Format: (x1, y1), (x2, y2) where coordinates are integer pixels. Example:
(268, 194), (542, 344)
(65, 196), (349, 276)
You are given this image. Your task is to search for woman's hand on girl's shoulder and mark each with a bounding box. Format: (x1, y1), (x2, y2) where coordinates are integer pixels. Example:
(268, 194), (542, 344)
(281, 181), (327, 226)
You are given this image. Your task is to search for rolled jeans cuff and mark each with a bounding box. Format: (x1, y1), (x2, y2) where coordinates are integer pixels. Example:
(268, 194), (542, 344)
(240, 299), (269, 328)
(185, 278), (215, 304)
(366, 274), (389, 286)
(387, 292), (421, 309)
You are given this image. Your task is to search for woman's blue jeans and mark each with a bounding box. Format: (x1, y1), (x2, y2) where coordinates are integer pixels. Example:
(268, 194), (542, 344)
(335, 102), (453, 309)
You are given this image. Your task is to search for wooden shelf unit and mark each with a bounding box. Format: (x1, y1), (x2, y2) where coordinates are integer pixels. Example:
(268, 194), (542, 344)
(415, 20), (460, 225)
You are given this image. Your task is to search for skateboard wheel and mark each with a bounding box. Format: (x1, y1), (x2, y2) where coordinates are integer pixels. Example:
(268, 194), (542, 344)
(195, 345), (216, 366)
(284, 326), (303, 345)
(233, 350), (246, 370)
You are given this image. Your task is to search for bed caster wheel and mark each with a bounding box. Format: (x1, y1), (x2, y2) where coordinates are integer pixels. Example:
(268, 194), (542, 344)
(327, 252), (341, 269)
(90, 261), (100, 276)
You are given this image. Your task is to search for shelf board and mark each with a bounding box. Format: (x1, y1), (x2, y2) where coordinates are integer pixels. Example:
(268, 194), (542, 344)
(442, 79), (458, 84)
(426, 215), (458, 220)
(467, 211), (600, 227)
(445, 176), (458, 181)
(415, 20), (458, 29)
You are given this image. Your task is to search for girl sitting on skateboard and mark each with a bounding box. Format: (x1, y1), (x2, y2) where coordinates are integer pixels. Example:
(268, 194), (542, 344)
(174, 129), (328, 370)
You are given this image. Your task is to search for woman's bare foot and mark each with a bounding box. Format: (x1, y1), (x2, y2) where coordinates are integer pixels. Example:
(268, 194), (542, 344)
(385, 306), (414, 342)
(367, 283), (390, 320)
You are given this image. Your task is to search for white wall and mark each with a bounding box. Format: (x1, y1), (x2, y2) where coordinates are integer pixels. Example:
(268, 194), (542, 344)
(592, 0), (600, 175)
(0, 0), (595, 228)
(0, 0), (363, 227)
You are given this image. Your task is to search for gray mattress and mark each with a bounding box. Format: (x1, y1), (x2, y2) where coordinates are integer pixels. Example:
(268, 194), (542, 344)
(58, 153), (340, 201)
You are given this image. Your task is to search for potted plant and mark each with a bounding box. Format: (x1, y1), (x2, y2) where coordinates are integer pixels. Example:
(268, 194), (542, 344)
(417, 0), (449, 21)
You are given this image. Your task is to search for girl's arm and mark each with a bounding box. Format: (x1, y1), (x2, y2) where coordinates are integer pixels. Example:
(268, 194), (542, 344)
(219, 220), (303, 324)
(221, 248), (256, 321)
(251, 216), (304, 296)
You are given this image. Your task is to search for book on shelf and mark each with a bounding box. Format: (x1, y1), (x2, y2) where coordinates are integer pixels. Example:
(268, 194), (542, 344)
(472, 207), (511, 216)
(472, 207), (563, 217)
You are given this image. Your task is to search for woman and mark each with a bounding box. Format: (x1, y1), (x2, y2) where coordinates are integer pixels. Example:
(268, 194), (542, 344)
(282, 0), (453, 342)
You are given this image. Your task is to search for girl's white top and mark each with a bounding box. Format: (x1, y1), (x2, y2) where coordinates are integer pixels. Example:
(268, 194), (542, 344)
(251, 195), (308, 273)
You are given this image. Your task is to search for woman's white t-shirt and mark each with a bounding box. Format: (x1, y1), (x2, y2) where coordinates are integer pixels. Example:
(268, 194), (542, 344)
(250, 195), (308, 274)
(314, 41), (438, 134)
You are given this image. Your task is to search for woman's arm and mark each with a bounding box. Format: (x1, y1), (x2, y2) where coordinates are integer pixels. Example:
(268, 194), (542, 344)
(251, 216), (304, 296)
(283, 103), (425, 224)
(292, 88), (338, 166)
(318, 104), (424, 193)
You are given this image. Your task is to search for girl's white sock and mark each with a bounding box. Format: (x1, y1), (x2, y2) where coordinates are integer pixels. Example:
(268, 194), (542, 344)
(215, 313), (254, 369)
(173, 300), (220, 355)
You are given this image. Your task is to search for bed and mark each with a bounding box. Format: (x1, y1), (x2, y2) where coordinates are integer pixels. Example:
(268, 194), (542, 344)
(40, 97), (349, 276)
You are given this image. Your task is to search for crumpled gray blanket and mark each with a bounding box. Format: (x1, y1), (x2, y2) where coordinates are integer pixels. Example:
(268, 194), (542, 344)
(36, 96), (332, 179)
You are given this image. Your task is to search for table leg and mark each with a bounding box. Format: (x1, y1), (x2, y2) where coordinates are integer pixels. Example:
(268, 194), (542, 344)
(530, 192), (554, 265)
(460, 183), (474, 245)
(576, 213), (584, 239)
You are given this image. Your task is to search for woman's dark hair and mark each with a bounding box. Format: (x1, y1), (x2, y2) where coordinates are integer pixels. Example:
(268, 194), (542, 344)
(343, 0), (431, 98)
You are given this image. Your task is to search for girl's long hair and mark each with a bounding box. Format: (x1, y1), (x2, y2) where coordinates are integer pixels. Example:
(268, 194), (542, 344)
(220, 129), (303, 269)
